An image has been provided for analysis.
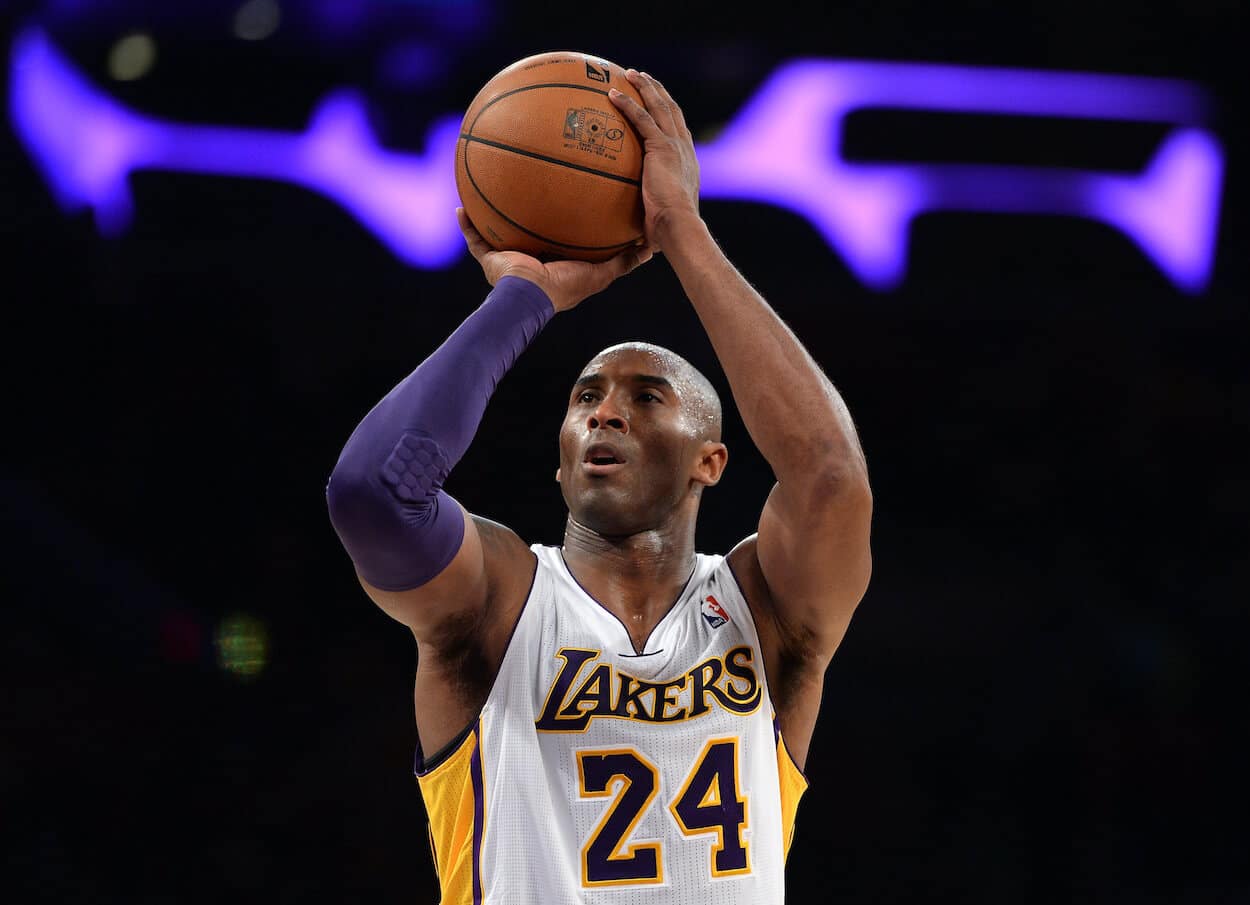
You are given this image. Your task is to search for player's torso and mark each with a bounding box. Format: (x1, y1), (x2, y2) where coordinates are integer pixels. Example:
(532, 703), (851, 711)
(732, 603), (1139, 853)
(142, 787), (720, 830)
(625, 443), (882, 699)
(417, 544), (804, 905)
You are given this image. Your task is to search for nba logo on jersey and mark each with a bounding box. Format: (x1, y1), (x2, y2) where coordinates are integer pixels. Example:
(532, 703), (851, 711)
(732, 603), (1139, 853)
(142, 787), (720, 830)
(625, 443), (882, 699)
(702, 594), (730, 628)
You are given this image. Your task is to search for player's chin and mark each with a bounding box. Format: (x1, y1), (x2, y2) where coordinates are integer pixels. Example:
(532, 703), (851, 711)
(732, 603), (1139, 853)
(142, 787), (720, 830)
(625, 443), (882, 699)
(571, 494), (647, 537)
(573, 483), (629, 510)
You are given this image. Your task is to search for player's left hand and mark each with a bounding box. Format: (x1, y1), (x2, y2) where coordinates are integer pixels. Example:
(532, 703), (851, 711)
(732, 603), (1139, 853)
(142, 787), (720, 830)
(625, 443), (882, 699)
(609, 69), (701, 251)
(456, 208), (652, 313)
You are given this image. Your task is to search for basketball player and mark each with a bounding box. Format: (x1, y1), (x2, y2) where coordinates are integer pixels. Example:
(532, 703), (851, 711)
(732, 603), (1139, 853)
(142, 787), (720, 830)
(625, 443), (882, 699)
(326, 70), (872, 903)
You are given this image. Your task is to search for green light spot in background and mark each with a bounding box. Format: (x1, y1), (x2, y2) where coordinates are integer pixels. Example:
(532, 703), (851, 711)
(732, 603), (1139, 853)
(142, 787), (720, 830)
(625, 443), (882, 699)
(214, 613), (269, 680)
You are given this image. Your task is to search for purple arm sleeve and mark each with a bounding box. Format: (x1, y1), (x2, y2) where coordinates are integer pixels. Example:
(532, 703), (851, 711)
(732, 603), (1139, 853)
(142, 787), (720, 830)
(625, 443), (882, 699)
(325, 276), (554, 591)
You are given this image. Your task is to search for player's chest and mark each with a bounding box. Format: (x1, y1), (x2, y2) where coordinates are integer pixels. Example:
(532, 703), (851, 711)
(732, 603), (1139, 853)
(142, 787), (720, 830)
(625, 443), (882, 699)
(532, 601), (764, 736)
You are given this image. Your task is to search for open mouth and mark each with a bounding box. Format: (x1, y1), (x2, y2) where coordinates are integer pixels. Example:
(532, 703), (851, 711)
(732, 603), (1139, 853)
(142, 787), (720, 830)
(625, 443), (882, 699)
(583, 443), (626, 474)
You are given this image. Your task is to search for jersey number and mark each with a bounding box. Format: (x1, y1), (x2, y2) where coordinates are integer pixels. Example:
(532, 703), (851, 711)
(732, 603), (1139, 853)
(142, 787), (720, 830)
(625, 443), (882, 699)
(576, 737), (749, 887)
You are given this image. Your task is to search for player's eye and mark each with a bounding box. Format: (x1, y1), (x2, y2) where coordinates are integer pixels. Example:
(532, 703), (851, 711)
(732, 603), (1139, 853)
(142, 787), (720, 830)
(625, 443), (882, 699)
(638, 392), (659, 403)
(577, 391), (598, 403)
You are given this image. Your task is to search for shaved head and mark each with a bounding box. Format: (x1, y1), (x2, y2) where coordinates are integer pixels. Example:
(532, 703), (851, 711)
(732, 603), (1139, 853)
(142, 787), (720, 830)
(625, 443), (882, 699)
(559, 341), (729, 533)
(585, 342), (722, 442)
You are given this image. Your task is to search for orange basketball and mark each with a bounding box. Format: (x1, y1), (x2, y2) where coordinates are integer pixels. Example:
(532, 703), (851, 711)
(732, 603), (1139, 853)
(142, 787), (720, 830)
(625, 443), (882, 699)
(455, 51), (646, 262)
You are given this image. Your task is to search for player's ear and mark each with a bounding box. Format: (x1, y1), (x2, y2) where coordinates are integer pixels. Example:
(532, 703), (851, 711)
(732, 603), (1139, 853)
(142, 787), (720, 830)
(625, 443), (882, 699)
(693, 441), (727, 487)
(555, 466), (562, 483)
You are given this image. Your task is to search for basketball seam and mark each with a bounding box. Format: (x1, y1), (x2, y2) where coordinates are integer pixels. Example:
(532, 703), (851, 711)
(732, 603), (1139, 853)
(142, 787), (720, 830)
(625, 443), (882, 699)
(459, 134), (642, 187)
(466, 82), (618, 133)
(459, 80), (643, 253)
(460, 145), (642, 252)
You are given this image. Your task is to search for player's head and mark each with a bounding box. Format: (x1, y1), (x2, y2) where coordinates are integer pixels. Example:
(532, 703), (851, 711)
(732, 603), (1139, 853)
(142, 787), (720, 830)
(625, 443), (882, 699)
(556, 342), (727, 536)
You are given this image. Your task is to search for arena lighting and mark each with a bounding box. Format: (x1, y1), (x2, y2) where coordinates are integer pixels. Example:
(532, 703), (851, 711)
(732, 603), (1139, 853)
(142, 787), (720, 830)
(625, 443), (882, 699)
(9, 27), (464, 267)
(9, 27), (1224, 291)
(697, 61), (1223, 293)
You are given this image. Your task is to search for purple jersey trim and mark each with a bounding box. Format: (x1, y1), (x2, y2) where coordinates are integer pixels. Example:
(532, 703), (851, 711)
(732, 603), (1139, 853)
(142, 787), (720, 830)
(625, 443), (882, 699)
(470, 721), (485, 905)
(557, 548), (698, 655)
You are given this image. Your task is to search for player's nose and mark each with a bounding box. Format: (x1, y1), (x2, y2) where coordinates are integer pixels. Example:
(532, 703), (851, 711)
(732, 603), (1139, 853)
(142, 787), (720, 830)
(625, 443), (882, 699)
(587, 395), (628, 433)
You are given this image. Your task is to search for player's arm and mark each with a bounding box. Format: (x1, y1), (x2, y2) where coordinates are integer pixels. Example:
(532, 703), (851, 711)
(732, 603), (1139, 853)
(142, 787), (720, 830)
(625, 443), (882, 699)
(323, 265), (552, 628)
(326, 212), (651, 745)
(610, 71), (872, 751)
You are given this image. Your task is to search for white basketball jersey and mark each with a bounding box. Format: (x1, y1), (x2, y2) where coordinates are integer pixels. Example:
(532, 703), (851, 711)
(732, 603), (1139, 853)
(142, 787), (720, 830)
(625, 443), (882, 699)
(416, 544), (808, 905)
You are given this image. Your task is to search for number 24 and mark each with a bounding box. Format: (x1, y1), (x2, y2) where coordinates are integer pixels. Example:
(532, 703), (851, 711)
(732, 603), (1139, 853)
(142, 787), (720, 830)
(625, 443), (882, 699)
(576, 737), (749, 887)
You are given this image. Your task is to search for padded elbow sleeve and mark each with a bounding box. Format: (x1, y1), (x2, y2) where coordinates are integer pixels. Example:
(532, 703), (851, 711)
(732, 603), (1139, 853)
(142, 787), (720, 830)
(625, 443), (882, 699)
(326, 276), (553, 591)
(327, 432), (467, 592)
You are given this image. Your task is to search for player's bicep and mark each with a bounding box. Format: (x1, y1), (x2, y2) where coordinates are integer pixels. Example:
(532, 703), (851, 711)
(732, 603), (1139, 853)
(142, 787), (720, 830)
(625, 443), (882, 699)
(755, 475), (873, 657)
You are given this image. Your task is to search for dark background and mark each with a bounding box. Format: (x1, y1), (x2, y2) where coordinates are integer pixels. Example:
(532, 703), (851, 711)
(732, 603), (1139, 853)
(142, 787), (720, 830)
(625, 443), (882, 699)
(3, 1), (1247, 903)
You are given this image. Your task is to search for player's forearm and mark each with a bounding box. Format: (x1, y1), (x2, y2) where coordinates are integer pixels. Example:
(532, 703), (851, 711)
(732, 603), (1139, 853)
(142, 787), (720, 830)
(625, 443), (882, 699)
(325, 276), (553, 589)
(659, 213), (867, 488)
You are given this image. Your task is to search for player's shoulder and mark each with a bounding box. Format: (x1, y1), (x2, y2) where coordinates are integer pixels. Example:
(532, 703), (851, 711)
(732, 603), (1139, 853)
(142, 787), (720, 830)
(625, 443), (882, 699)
(724, 533), (760, 582)
(469, 513), (538, 600)
(524, 539), (563, 568)
(691, 548), (731, 587)
(722, 534), (776, 620)
(470, 513), (530, 555)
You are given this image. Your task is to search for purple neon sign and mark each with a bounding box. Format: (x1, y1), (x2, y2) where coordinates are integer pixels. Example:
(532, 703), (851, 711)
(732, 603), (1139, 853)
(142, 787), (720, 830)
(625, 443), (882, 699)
(9, 27), (1224, 291)
(697, 60), (1223, 292)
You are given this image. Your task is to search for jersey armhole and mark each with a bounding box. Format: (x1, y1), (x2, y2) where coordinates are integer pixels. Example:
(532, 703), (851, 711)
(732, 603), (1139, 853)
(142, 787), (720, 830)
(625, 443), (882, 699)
(413, 551), (541, 777)
(776, 730), (810, 861)
(416, 720), (475, 776)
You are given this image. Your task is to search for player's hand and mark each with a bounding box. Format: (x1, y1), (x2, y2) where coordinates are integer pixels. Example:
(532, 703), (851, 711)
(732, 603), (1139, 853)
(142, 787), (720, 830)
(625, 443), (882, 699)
(456, 209), (652, 313)
(609, 69), (701, 251)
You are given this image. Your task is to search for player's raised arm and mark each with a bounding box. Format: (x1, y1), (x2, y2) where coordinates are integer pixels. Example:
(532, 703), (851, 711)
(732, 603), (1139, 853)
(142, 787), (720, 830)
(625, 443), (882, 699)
(609, 73), (872, 670)
(326, 210), (653, 638)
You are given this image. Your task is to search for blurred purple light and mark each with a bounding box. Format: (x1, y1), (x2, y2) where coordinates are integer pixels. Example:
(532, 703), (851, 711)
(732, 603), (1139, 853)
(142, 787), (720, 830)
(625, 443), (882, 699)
(9, 28), (463, 267)
(8, 29), (1224, 291)
(697, 60), (1223, 292)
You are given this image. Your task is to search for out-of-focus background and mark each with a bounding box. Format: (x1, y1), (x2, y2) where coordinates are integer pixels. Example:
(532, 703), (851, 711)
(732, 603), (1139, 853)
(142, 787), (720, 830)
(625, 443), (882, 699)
(2, 1), (1246, 903)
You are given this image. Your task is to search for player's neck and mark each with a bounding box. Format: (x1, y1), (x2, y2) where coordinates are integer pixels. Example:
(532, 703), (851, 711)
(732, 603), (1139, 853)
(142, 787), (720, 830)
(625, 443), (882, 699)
(561, 517), (697, 645)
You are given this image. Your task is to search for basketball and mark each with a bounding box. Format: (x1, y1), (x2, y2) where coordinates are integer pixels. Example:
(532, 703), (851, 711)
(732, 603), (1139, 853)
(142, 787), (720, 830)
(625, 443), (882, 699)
(455, 51), (646, 262)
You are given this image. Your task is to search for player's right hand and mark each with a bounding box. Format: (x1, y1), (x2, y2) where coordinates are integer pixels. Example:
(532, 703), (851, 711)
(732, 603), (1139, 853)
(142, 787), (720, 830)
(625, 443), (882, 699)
(456, 209), (653, 313)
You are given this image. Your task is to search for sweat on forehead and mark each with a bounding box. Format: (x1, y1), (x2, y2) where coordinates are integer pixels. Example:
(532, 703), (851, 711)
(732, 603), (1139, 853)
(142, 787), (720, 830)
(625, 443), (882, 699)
(579, 342), (723, 441)
(585, 341), (684, 371)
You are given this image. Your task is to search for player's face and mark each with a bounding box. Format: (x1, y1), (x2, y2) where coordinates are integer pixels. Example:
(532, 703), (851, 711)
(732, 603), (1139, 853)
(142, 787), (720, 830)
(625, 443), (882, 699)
(557, 349), (708, 535)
